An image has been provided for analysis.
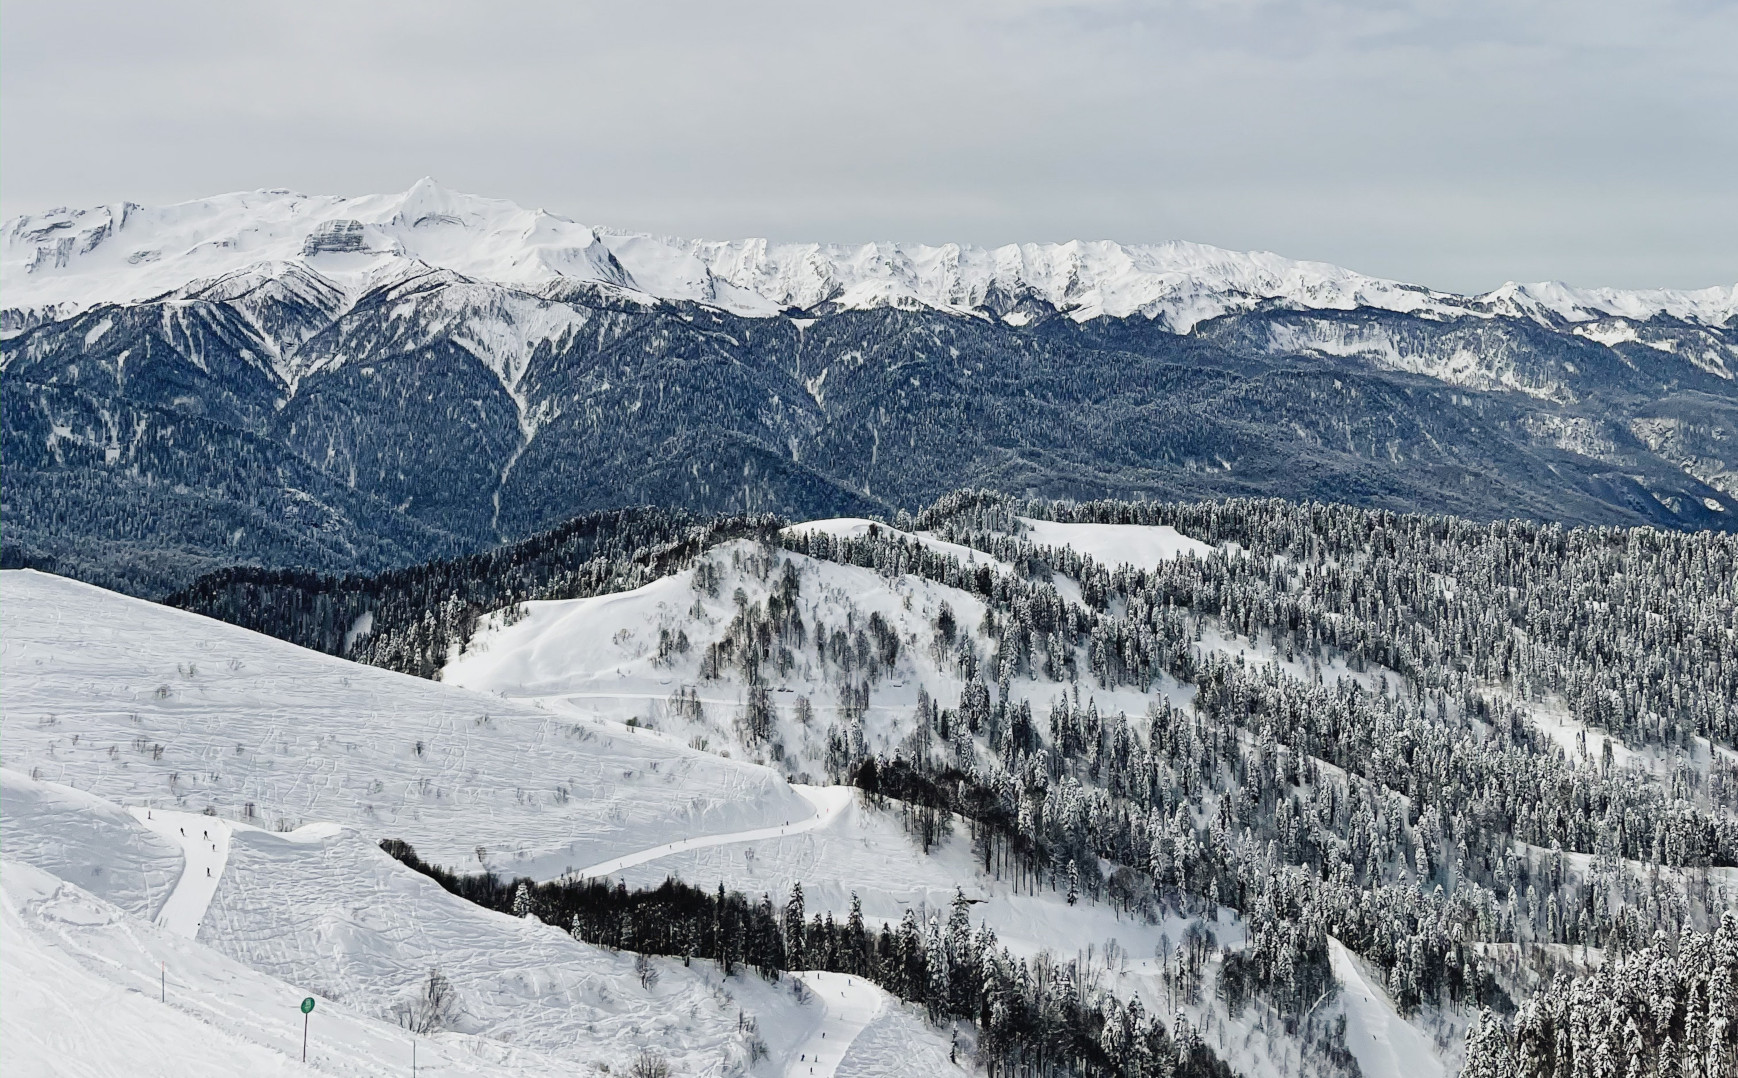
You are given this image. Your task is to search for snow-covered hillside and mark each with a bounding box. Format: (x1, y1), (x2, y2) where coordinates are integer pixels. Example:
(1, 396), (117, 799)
(3, 515), (1498, 1078)
(443, 521), (1234, 777)
(0, 567), (971, 1077)
(1, 568), (809, 878)
(6, 179), (1732, 330)
(2, 779), (956, 1077)
(444, 534), (1197, 781)
(443, 538), (996, 779)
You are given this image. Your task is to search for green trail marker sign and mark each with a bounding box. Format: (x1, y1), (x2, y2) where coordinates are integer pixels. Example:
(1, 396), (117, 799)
(301, 997), (315, 1061)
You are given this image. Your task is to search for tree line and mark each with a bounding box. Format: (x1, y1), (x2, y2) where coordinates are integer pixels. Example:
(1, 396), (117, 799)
(380, 838), (1237, 1078)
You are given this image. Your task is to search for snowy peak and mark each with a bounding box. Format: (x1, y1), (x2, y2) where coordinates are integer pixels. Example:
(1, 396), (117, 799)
(4, 182), (1734, 332)
(0, 180), (633, 323)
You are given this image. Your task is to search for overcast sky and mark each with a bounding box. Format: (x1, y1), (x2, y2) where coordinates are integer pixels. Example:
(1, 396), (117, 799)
(3, 0), (1733, 294)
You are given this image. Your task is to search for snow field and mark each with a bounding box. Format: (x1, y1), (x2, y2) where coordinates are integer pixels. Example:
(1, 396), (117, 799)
(1, 767), (182, 919)
(2, 569), (810, 880)
(1016, 517), (1215, 568)
(2, 860), (577, 1077)
(198, 821), (823, 1074)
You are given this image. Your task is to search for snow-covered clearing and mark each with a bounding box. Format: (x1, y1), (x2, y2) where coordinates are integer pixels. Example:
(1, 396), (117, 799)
(1193, 622), (1397, 696)
(1523, 696), (1648, 771)
(1017, 517), (1214, 568)
(2, 569), (809, 880)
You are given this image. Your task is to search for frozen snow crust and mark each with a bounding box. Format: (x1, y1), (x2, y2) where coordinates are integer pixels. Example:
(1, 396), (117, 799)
(7, 179), (1733, 330)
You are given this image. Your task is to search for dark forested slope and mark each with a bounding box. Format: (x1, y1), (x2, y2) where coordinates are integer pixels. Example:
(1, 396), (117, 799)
(6, 270), (1734, 596)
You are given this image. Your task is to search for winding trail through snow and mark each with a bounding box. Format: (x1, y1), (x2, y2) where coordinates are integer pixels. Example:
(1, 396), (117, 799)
(128, 808), (230, 938)
(788, 971), (884, 1078)
(567, 784), (853, 881)
(563, 782), (882, 1077)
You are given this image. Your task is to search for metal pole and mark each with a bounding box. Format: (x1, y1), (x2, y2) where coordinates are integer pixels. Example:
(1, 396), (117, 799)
(303, 1011), (308, 1063)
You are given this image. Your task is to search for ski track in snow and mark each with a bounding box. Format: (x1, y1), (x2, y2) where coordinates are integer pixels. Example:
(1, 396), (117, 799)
(789, 971), (883, 1078)
(129, 808), (231, 937)
(569, 784), (852, 880)
(1328, 938), (1444, 1078)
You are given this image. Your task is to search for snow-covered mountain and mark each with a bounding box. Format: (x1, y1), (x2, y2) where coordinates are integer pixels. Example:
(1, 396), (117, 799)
(0, 528), (1455, 1078)
(7, 178), (1733, 332)
(8, 180), (1738, 600)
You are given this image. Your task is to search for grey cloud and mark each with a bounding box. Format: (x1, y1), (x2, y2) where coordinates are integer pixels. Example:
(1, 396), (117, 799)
(2, 0), (1732, 292)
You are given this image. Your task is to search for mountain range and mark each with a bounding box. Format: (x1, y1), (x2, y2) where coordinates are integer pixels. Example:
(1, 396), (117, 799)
(5, 180), (1735, 595)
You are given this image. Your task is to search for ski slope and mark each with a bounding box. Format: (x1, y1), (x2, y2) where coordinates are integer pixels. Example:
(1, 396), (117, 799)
(572, 784), (853, 880)
(2, 859), (582, 1077)
(3, 767), (960, 1077)
(1, 767), (181, 918)
(1328, 938), (1444, 1078)
(129, 808), (232, 938)
(2, 568), (809, 880)
(789, 972), (885, 1078)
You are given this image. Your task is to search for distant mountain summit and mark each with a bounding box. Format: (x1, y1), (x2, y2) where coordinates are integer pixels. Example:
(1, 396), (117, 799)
(7, 178), (1733, 333)
(5, 181), (1736, 596)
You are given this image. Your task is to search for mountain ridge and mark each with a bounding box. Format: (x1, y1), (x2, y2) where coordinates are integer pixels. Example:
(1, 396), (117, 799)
(6, 180), (1737, 597)
(7, 178), (1734, 332)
